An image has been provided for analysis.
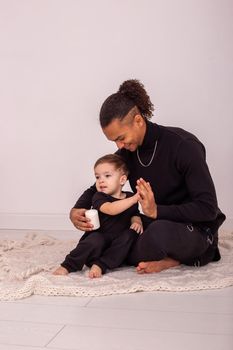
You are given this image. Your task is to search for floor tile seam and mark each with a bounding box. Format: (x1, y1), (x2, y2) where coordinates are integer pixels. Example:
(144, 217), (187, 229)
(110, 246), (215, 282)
(1, 301), (91, 307)
(40, 322), (233, 336)
(84, 297), (94, 307)
(0, 319), (66, 328)
(0, 299), (95, 307)
(0, 342), (56, 350)
(0, 342), (53, 350)
(0, 319), (232, 336)
(45, 324), (66, 348)
(0, 309), (232, 324)
(0, 345), (37, 350)
(0, 310), (232, 325)
(85, 305), (233, 316)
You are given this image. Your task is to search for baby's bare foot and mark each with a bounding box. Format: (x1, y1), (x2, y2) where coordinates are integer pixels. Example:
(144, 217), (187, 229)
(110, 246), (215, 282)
(89, 264), (102, 278)
(53, 266), (69, 275)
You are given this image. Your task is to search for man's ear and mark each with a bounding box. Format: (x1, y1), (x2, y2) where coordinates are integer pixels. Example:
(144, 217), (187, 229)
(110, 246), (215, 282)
(120, 174), (127, 186)
(134, 114), (144, 127)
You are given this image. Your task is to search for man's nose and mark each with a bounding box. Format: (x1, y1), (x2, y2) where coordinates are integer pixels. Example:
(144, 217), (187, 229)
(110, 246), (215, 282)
(116, 141), (124, 149)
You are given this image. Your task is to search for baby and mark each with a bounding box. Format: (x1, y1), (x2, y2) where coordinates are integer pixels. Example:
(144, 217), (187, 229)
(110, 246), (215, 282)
(53, 154), (143, 278)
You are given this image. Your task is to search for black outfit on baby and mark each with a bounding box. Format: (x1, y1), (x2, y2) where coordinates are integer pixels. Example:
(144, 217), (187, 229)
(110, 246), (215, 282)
(61, 191), (139, 273)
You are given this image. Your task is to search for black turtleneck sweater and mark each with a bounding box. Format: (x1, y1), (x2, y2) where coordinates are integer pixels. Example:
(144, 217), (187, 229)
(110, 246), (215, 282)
(74, 121), (225, 232)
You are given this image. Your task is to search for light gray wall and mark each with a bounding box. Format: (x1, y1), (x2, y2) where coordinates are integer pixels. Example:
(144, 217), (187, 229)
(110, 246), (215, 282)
(0, 0), (232, 229)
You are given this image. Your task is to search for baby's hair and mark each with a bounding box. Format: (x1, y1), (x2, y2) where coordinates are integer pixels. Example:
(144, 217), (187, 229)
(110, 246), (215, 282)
(99, 79), (154, 128)
(94, 154), (129, 177)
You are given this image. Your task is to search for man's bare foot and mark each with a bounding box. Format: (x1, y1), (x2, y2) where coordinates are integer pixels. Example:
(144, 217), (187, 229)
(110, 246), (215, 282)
(89, 264), (102, 278)
(136, 258), (180, 274)
(53, 266), (69, 275)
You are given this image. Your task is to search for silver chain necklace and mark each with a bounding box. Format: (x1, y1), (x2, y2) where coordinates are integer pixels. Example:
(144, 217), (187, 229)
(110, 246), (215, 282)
(136, 140), (158, 167)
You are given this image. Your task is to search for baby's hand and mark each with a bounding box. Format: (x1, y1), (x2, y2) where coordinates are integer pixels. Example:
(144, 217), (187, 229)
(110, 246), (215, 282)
(132, 192), (140, 203)
(130, 222), (143, 234)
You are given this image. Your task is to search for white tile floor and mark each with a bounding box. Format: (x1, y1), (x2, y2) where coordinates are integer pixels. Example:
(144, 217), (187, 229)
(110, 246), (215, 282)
(0, 229), (233, 350)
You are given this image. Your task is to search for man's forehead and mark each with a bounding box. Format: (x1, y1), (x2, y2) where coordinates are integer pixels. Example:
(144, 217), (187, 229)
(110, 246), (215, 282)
(102, 118), (130, 141)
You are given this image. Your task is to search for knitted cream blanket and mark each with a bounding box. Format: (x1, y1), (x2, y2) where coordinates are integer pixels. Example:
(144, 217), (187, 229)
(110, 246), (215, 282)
(0, 230), (233, 301)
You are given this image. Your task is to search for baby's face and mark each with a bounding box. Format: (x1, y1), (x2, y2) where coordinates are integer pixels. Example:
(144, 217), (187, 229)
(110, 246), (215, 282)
(94, 162), (125, 196)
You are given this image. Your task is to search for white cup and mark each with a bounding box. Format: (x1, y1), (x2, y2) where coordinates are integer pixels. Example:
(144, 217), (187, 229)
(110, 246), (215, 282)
(85, 209), (100, 230)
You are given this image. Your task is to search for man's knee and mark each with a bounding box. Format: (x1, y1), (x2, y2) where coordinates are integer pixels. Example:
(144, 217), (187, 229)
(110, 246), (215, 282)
(140, 220), (172, 244)
(137, 220), (173, 260)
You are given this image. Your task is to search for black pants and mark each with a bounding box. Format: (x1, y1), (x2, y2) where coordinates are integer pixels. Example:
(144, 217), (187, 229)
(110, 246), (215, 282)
(127, 218), (220, 267)
(61, 229), (137, 273)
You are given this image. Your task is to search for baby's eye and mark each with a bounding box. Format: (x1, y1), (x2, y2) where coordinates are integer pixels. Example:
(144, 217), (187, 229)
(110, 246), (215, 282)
(95, 176), (100, 180)
(105, 174), (111, 178)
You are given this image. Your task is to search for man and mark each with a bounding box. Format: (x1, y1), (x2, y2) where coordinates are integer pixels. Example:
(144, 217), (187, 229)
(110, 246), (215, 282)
(70, 79), (225, 273)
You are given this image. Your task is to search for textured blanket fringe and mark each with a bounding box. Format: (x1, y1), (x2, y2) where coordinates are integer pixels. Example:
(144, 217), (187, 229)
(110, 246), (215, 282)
(1, 274), (233, 301)
(0, 230), (233, 300)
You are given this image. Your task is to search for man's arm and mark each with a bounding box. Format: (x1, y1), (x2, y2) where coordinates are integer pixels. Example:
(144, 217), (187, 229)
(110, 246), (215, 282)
(73, 184), (97, 209)
(136, 138), (223, 226)
(156, 138), (219, 223)
(70, 184), (97, 231)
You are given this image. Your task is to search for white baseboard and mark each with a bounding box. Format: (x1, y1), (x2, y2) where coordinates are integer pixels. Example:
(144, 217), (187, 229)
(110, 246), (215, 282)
(0, 212), (232, 231)
(0, 212), (75, 231)
(221, 218), (233, 230)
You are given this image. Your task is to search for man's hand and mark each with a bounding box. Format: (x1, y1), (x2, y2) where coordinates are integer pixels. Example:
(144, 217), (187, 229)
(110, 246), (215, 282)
(136, 178), (157, 219)
(69, 208), (94, 231)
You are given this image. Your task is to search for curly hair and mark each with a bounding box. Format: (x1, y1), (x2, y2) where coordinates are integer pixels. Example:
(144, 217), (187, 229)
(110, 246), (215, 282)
(94, 154), (129, 177)
(99, 79), (154, 128)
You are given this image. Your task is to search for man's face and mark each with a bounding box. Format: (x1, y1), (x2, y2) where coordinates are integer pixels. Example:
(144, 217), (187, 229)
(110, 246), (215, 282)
(102, 114), (145, 152)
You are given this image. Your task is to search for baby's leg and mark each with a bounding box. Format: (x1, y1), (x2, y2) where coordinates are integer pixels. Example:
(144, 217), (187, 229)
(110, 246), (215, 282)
(89, 264), (102, 278)
(53, 266), (69, 275)
(96, 229), (137, 271)
(62, 232), (106, 273)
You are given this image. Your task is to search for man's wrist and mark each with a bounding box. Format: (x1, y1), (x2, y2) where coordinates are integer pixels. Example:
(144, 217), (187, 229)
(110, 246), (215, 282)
(147, 207), (157, 219)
